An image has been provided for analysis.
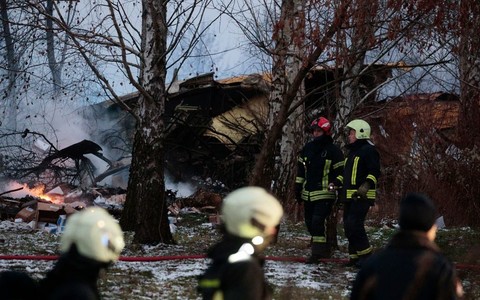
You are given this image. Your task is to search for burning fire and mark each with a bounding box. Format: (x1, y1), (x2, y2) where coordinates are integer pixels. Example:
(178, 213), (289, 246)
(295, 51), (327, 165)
(5, 181), (64, 204)
(25, 184), (53, 202)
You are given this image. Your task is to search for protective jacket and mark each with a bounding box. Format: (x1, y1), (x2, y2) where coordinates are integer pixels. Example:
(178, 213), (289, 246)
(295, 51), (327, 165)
(38, 245), (107, 300)
(296, 135), (344, 201)
(339, 139), (380, 203)
(0, 270), (39, 299)
(197, 234), (272, 300)
(351, 231), (462, 300)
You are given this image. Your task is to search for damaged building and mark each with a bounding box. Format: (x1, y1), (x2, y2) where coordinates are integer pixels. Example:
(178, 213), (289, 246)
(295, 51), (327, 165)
(82, 64), (397, 188)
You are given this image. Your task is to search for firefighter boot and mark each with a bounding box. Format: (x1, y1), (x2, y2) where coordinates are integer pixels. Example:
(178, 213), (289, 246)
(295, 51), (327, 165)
(305, 242), (330, 264)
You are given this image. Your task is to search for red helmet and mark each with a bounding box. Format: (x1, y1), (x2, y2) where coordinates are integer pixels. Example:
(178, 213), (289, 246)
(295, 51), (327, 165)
(310, 117), (332, 135)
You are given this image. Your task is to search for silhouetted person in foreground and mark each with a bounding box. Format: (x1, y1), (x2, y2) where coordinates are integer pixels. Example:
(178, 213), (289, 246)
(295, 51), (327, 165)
(39, 207), (125, 299)
(351, 192), (464, 300)
(197, 186), (284, 300)
(0, 207), (124, 300)
(0, 271), (38, 300)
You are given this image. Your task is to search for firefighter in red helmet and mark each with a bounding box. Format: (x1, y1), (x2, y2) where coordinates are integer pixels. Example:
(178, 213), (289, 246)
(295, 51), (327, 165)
(295, 117), (344, 263)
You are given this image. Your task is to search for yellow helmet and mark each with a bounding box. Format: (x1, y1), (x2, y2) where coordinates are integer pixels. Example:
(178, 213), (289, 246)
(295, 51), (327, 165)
(346, 119), (371, 139)
(221, 186), (283, 239)
(60, 207), (125, 263)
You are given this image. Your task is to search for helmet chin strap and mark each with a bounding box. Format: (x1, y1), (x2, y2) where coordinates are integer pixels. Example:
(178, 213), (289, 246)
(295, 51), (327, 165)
(250, 217), (266, 233)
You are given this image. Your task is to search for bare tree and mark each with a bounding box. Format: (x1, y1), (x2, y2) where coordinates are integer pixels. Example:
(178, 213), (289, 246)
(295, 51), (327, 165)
(231, 1), (350, 195)
(335, 0), (378, 128)
(119, 0), (171, 243)
(0, 0), (19, 130)
(21, 0), (223, 244)
(266, 0), (306, 206)
(456, 0), (480, 148)
(221, 1), (463, 250)
(45, 0), (62, 92)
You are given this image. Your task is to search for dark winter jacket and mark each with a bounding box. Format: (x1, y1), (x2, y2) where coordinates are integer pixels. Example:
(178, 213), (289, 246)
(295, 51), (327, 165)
(38, 245), (108, 300)
(339, 139), (380, 203)
(198, 234), (272, 300)
(296, 135), (344, 201)
(350, 231), (462, 300)
(0, 270), (39, 300)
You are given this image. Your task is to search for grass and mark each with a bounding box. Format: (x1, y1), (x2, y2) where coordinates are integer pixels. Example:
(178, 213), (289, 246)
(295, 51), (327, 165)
(0, 213), (479, 299)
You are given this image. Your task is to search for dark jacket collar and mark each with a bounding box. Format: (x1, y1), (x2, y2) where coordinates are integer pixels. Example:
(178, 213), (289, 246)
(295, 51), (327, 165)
(207, 234), (258, 262)
(388, 230), (440, 253)
(346, 139), (370, 150)
(312, 135), (333, 147)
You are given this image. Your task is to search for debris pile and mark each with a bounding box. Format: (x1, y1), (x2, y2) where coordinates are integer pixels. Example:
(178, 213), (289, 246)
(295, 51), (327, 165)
(0, 183), (126, 233)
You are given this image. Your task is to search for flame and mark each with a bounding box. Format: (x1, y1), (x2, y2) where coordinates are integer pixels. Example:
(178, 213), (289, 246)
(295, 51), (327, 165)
(22, 183), (61, 203)
(6, 181), (64, 204)
(27, 184), (50, 200)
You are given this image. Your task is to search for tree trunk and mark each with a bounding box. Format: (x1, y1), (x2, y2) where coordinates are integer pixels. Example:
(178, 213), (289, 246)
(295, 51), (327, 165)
(45, 0), (62, 92)
(120, 0), (173, 244)
(335, 0), (378, 131)
(458, 0), (480, 148)
(249, 0), (306, 200)
(249, 1), (349, 193)
(271, 0), (306, 205)
(0, 0), (18, 130)
(331, 0), (378, 251)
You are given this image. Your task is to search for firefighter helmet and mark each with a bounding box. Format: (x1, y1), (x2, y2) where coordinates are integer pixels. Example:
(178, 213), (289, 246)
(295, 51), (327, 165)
(221, 186), (283, 239)
(346, 119), (371, 139)
(60, 207), (125, 263)
(310, 117), (332, 135)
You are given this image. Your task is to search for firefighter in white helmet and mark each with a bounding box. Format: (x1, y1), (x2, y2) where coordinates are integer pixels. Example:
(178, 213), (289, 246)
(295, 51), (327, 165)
(198, 186), (284, 300)
(331, 119), (381, 268)
(39, 207), (125, 300)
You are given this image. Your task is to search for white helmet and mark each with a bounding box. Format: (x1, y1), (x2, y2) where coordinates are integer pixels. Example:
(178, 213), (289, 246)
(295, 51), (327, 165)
(60, 207), (125, 263)
(221, 186), (284, 238)
(346, 119), (371, 139)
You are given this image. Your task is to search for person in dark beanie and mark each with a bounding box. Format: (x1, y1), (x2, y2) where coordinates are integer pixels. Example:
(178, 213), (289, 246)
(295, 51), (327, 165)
(350, 192), (464, 300)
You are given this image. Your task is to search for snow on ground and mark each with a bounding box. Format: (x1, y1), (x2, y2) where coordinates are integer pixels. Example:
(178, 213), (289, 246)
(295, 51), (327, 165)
(0, 217), (358, 299)
(1, 215), (479, 299)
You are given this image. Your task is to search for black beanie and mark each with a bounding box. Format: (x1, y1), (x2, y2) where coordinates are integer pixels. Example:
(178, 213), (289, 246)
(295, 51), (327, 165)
(399, 192), (437, 232)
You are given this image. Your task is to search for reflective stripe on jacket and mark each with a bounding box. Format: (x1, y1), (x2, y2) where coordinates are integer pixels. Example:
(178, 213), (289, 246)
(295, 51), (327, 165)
(296, 135), (344, 201)
(341, 139), (381, 201)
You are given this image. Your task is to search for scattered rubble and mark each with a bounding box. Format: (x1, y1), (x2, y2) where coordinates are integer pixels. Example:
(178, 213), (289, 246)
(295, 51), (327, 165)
(1, 179), (227, 234)
(0, 184), (126, 233)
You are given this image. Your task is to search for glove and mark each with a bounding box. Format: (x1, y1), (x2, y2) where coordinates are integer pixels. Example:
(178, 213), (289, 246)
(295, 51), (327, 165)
(328, 179), (343, 191)
(295, 184), (303, 203)
(352, 182), (370, 201)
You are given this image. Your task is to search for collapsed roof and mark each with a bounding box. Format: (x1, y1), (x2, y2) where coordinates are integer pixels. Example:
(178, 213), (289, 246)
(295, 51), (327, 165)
(84, 65), (398, 187)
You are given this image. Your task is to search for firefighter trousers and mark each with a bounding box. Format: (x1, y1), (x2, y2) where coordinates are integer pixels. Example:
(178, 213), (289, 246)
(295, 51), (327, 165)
(343, 200), (372, 259)
(304, 200), (334, 242)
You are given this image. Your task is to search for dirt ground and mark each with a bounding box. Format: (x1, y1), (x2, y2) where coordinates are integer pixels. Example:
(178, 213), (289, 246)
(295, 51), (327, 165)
(0, 212), (479, 299)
